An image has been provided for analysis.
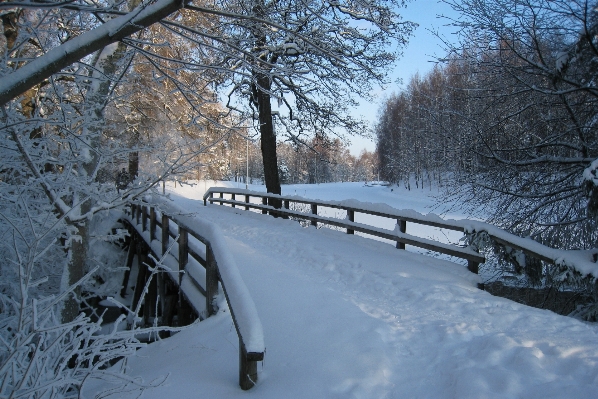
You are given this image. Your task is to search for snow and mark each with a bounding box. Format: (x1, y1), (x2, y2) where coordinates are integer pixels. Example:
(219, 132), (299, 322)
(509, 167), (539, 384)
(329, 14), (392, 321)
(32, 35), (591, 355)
(87, 181), (598, 398)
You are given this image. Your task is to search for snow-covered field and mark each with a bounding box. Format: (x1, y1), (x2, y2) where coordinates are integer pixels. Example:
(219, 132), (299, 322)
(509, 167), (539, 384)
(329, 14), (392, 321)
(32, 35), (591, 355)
(88, 181), (598, 398)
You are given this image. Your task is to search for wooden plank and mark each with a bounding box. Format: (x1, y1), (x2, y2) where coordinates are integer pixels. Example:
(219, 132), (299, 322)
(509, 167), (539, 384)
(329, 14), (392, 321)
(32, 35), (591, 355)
(491, 236), (554, 264)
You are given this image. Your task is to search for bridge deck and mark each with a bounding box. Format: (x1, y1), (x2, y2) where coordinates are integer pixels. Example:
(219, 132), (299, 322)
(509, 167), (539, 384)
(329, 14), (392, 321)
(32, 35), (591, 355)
(87, 195), (598, 398)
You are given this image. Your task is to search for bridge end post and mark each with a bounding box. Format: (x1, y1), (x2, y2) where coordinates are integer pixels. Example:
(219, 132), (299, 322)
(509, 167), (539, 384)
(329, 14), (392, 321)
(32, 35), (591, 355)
(239, 340), (258, 390)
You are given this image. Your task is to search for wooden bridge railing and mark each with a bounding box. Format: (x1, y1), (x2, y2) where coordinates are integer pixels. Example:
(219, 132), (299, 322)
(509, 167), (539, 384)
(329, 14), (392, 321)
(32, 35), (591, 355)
(123, 201), (264, 390)
(202, 187), (598, 284)
(203, 187), (485, 273)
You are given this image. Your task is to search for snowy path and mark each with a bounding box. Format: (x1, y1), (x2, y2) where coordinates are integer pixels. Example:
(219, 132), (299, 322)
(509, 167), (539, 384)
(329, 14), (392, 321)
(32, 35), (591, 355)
(91, 185), (598, 398)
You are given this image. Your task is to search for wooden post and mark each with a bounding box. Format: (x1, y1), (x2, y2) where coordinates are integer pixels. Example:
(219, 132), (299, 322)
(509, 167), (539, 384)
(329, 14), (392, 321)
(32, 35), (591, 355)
(142, 206), (148, 232)
(204, 191), (213, 206)
(149, 207), (156, 241)
(161, 215), (169, 256)
(135, 204), (141, 225)
(177, 227), (190, 324)
(132, 239), (148, 316)
(245, 194), (250, 211)
(310, 204), (317, 227)
(262, 197), (267, 214)
(178, 227), (189, 282)
(120, 232), (137, 298)
(231, 193), (236, 208)
(396, 219), (406, 250)
(282, 200), (290, 219)
(219, 192), (224, 204)
(467, 260), (479, 274)
(205, 245), (219, 317)
(239, 339), (258, 390)
(347, 209), (354, 234)
(144, 257), (158, 326)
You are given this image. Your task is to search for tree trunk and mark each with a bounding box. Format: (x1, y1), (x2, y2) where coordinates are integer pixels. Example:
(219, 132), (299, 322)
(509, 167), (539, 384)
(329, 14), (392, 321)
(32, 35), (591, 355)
(254, 73), (282, 208)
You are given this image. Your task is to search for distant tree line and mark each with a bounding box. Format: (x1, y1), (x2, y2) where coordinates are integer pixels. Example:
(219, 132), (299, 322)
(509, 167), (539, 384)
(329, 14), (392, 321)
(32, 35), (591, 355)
(376, 0), (598, 250)
(197, 134), (377, 185)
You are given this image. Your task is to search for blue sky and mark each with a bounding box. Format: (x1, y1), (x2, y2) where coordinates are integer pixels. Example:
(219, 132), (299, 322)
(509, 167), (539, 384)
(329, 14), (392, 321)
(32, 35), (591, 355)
(348, 0), (460, 155)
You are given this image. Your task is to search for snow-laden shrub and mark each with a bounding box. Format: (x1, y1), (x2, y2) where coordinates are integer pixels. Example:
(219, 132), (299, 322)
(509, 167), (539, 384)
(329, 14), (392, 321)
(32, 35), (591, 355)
(463, 229), (598, 320)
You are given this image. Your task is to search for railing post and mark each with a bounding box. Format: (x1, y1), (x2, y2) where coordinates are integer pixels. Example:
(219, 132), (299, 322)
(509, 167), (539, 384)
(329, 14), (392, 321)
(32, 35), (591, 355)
(161, 215), (169, 256)
(177, 226), (189, 324)
(310, 204), (317, 227)
(347, 209), (354, 234)
(239, 339), (258, 390)
(149, 207), (156, 241)
(219, 192), (224, 204)
(204, 191), (213, 206)
(245, 194), (250, 211)
(231, 193), (236, 208)
(396, 219), (406, 250)
(282, 200), (290, 219)
(135, 204), (141, 225)
(468, 260), (479, 274)
(142, 206), (148, 232)
(178, 227), (188, 283)
(262, 197), (267, 214)
(205, 245), (219, 317)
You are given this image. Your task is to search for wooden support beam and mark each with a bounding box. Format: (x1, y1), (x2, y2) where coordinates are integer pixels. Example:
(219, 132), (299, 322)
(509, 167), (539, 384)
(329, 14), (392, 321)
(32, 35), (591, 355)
(231, 193), (236, 208)
(245, 194), (250, 211)
(262, 197), (267, 214)
(347, 209), (355, 234)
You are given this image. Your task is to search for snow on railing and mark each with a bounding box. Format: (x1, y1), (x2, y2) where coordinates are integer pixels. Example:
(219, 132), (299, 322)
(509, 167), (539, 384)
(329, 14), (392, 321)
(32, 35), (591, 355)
(203, 187), (598, 281)
(125, 199), (264, 390)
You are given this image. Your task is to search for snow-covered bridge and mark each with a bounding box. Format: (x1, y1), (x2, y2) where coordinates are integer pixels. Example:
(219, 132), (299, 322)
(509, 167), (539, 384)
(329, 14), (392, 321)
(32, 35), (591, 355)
(90, 182), (598, 398)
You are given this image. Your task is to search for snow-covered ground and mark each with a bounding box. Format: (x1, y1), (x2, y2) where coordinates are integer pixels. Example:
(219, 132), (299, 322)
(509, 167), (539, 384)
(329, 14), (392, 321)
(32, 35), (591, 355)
(88, 181), (598, 398)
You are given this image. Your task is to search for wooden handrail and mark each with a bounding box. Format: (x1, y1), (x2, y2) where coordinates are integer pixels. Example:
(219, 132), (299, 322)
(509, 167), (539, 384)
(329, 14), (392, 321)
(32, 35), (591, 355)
(126, 201), (264, 390)
(202, 187), (598, 280)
